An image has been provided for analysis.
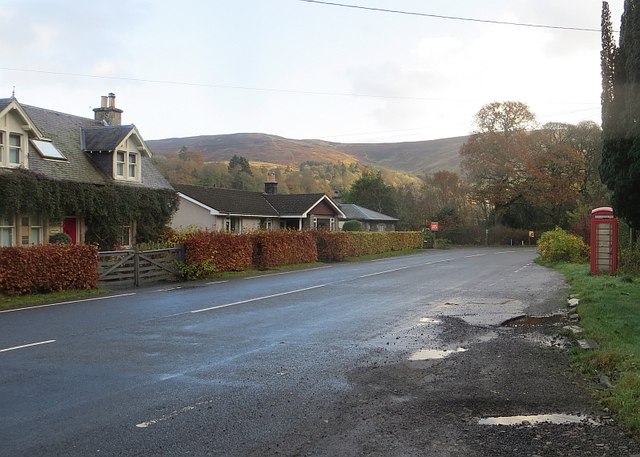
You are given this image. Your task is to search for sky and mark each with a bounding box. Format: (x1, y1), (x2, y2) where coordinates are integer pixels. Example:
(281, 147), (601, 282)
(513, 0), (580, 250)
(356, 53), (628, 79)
(0, 0), (626, 143)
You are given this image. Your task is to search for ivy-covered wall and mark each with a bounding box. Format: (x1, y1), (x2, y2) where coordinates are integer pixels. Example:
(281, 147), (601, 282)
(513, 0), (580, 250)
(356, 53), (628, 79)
(0, 169), (178, 249)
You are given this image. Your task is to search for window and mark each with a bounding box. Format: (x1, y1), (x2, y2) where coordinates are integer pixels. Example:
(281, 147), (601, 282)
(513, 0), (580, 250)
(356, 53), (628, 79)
(115, 150), (140, 181)
(118, 225), (132, 248)
(9, 134), (21, 164)
(0, 215), (15, 247)
(32, 140), (66, 160)
(18, 215), (43, 245)
(128, 153), (137, 178)
(116, 151), (125, 177)
(0, 132), (3, 163)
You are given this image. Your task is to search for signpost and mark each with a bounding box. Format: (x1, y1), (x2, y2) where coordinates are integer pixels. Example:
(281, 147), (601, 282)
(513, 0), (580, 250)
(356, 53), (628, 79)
(430, 222), (439, 248)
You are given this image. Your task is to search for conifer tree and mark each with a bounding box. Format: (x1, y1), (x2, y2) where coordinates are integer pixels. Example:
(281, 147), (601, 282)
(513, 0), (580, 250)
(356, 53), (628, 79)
(600, 0), (640, 230)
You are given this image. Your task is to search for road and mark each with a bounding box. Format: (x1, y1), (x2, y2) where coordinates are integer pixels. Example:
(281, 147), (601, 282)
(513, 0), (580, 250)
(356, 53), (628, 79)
(1, 247), (637, 456)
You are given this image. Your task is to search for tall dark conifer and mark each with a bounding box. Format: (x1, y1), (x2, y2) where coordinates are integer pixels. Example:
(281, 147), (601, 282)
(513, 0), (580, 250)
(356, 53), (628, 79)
(600, 0), (640, 230)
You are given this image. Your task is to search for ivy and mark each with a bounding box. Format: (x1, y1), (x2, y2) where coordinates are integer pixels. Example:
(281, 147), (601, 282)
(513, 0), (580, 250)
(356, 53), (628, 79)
(0, 169), (178, 249)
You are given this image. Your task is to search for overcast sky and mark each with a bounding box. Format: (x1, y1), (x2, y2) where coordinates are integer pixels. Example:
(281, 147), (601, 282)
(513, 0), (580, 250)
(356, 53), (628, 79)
(0, 0), (626, 143)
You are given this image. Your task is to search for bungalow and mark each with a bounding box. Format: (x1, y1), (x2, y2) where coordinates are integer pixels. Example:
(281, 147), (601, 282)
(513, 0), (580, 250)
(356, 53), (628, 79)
(0, 93), (174, 248)
(338, 203), (398, 232)
(172, 180), (345, 232)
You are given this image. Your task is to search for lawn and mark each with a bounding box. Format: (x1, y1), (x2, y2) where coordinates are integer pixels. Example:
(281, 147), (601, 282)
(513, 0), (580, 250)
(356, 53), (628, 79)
(555, 263), (640, 433)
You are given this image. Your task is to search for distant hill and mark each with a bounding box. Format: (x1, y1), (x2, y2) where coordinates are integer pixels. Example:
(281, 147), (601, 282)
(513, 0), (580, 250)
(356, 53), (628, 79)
(147, 133), (468, 175)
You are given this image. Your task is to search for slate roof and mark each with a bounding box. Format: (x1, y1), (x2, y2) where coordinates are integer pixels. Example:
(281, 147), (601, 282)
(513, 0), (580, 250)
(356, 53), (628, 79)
(175, 185), (344, 218)
(0, 98), (172, 190)
(338, 203), (398, 222)
(82, 126), (134, 151)
(174, 184), (279, 216)
(264, 193), (327, 216)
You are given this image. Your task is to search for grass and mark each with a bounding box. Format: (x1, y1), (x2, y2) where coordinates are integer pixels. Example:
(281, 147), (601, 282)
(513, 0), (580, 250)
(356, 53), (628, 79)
(553, 263), (640, 434)
(0, 287), (110, 312)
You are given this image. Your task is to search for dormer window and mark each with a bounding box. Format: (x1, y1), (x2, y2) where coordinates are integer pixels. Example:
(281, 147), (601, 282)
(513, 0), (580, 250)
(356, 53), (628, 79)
(0, 131), (26, 168)
(115, 149), (140, 181)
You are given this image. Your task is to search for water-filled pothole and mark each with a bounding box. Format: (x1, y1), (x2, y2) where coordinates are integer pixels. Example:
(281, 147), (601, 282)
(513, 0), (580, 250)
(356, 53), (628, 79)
(478, 413), (599, 426)
(409, 347), (467, 360)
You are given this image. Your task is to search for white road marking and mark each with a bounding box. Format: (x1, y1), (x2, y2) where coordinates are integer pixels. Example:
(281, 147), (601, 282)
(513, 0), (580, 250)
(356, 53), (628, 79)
(464, 254), (487, 258)
(136, 399), (214, 428)
(0, 340), (56, 353)
(243, 266), (331, 280)
(191, 284), (328, 314)
(206, 280), (229, 285)
(359, 266), (410, 278)
(0, 293), (136, 314)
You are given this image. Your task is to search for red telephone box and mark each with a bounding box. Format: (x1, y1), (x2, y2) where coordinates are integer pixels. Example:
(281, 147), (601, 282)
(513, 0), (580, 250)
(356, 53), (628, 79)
(590, 207), (618, 275)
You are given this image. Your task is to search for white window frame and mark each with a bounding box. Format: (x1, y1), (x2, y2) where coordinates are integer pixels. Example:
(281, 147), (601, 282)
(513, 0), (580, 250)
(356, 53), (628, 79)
(114, 149), (141, 182)
(0, 214), (15, 247)
(9, 133), (21, 165)
(0, 131), (26, 168)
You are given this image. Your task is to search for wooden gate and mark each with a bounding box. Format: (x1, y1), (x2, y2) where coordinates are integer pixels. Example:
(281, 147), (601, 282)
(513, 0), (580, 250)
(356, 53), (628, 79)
(98, 246), (184, 288)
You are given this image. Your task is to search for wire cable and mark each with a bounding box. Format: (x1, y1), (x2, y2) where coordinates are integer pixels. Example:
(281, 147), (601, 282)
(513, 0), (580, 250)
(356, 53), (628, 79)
(298, 0), (604, 33)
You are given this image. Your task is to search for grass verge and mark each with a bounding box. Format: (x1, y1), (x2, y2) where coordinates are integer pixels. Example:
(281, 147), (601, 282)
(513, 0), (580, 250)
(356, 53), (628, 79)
(553, 262), (640, 434)
(0, 288), (110, 312)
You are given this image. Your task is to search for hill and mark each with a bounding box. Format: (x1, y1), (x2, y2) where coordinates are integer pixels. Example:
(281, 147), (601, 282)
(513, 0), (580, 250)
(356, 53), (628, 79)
(147, 133), (468, 175)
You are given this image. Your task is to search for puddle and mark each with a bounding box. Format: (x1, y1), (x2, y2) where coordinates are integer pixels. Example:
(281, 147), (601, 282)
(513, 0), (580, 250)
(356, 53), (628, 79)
(478, 413), (599, 426)
(418, 317), (441, 324)
(409, 347), (467, 360)
(501, 313), (566, 328)
(523, 332), (571, 349)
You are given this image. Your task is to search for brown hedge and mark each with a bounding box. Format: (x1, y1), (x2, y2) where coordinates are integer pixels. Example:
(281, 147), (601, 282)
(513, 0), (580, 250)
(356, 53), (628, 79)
(253, 231), (317, 269)
(182, 230), (423, 277)
(183, 231), (254, 273)
(0, 244), (99, 296)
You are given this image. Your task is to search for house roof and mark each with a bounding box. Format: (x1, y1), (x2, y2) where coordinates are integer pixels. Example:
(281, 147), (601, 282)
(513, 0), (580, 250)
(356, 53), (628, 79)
(174, 184), (279, 217)
(174, 184), (345, 219)
(82, 126), (135, 152)
(264, 193), (328, 216)
(0, 98), (171, 190)
(338, 203), (398, 222)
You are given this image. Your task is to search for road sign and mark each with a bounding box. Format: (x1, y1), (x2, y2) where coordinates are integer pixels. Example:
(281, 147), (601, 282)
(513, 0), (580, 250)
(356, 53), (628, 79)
(430, 222), (439, 232)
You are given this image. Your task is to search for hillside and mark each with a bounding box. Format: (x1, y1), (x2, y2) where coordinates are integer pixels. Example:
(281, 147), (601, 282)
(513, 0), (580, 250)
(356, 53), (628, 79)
(147, 133), (468, 175)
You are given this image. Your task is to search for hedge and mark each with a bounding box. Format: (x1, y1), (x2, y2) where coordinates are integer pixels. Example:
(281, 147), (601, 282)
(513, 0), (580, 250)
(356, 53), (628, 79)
(0, 244), (99, 296)
(180, 230), (423, 277)
(253, 231), (317, 270)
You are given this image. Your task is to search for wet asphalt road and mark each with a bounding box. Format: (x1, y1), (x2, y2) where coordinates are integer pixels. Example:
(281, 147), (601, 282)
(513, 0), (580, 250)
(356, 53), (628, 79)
(0, 247), (564, 456)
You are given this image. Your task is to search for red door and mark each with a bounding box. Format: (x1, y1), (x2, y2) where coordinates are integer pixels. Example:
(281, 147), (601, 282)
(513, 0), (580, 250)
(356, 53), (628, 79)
(62, 217), (78, 244)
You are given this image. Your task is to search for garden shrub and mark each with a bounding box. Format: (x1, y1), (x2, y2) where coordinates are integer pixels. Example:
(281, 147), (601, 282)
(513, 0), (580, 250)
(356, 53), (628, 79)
(342, 220), (362, 231)
(537, 227), (588, 263)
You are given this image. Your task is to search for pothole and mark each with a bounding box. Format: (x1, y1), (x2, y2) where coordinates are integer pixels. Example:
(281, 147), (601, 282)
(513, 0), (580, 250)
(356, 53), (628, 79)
(408, 347), (467, 361)
(478, 413), (600, 426)
(501, 313), (566, 328)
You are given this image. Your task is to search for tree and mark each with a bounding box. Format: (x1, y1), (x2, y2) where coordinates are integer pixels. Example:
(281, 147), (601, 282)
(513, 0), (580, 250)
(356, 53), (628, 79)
(600, 0), (640, 230)
(460, 102), (536, 210)
(228, 155), (253, 190)
(342, 169), (396, 216)
(473, 101), (537, 135)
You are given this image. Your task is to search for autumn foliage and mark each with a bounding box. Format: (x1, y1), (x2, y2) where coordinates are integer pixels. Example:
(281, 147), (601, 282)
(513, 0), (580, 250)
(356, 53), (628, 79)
(179, 230), (423, 277)
(0, 244), (99, 296)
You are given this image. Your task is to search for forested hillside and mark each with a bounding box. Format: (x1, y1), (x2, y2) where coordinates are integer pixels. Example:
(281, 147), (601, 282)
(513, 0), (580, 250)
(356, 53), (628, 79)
(147, 133), (466, 175)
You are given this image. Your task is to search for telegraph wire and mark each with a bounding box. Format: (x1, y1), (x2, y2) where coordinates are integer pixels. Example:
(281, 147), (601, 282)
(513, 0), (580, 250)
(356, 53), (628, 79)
(298, 0), (605, 33)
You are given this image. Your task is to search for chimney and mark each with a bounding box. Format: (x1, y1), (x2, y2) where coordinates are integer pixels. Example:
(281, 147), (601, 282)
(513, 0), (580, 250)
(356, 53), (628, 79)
(264, 173), (278, 194)
(93, 92), (123, 126)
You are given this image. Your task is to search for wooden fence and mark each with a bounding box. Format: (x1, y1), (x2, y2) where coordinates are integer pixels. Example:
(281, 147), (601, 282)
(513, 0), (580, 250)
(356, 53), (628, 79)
(98, 246), (184, 288)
